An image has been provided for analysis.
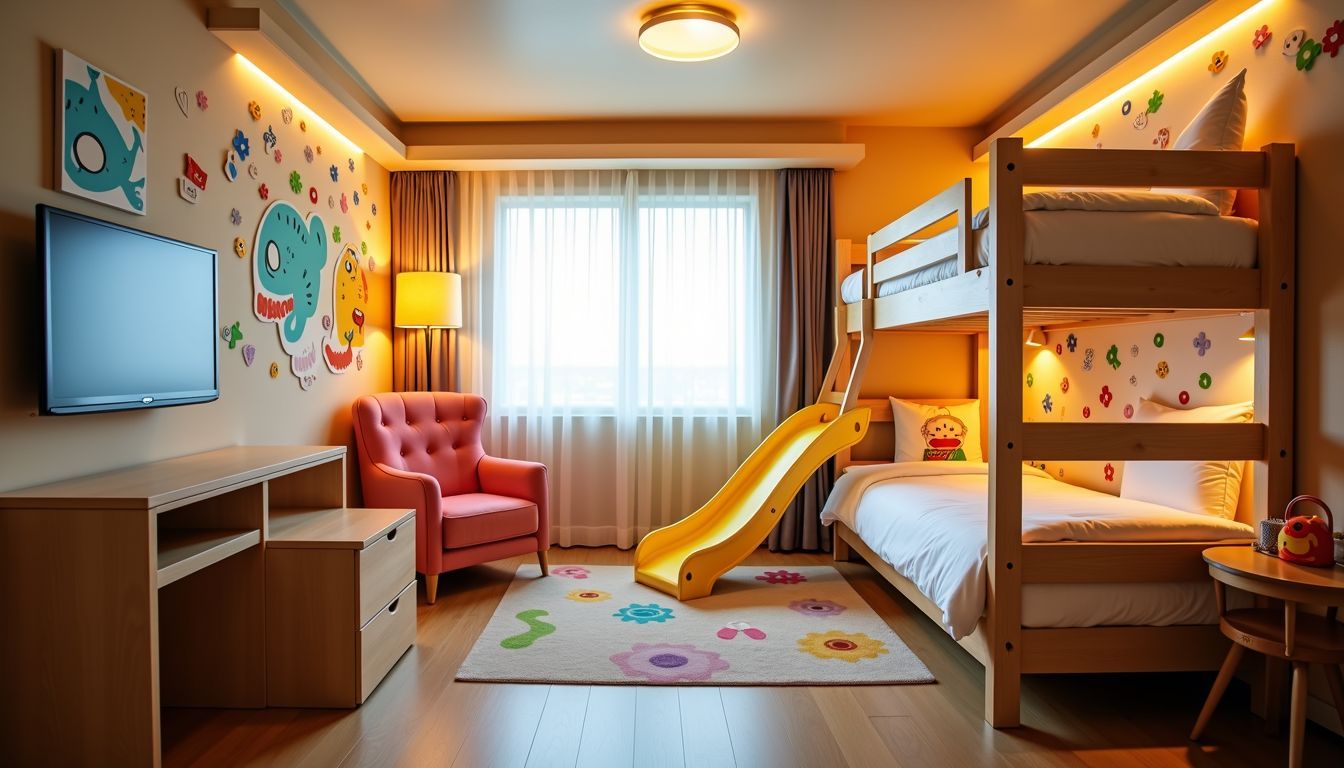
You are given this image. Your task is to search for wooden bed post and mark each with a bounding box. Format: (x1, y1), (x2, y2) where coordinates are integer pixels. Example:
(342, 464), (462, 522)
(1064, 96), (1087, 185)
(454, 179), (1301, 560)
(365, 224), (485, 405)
(986, 137), (1025, 728)
(1254, 144), (1296, 523)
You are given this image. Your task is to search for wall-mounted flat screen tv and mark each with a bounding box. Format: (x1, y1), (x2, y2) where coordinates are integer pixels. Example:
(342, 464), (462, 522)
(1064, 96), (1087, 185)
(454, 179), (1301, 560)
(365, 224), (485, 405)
(39, 204), (219, 414)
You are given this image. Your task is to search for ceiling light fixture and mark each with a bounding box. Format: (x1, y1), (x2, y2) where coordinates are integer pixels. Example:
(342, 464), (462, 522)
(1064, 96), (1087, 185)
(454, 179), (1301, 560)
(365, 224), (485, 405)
(639, 4), (739, 62)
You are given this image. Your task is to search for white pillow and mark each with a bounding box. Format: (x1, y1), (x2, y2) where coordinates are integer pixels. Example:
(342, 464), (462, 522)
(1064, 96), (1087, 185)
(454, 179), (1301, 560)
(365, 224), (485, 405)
(1170, 69), (1248, 215)
(1119, 398), (1252, 519)
(889, 398), (983, 463)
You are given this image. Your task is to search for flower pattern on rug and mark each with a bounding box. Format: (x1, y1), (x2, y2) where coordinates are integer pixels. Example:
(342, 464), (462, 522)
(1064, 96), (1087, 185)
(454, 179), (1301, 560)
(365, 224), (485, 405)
(613, 603), (675, 624)
(611, 643), (729, 682)
(551, 566), (590, 579)
(566, 589), (612, 603)
(756, 569), (806, 584)
(797, 631), (889, 663)
(789, 598), (847, 617)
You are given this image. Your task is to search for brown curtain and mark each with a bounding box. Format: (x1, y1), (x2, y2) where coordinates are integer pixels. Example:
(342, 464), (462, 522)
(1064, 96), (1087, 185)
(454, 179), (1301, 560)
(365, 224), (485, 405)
(390, 171), (458, 392)
(769, 169), (836, 552)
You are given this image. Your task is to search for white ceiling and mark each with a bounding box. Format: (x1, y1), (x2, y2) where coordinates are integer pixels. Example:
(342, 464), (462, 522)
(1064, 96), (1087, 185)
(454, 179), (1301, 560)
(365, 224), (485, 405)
(286, 0), (1146, 126)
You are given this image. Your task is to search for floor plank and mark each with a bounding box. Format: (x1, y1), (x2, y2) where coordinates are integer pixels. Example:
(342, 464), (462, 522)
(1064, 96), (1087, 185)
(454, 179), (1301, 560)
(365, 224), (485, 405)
(159, 547), (1344, 768)
(678, 687), (736, 768)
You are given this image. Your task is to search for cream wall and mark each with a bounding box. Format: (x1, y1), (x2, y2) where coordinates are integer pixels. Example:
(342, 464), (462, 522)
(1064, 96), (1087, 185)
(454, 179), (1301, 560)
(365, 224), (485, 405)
(0, 0), (392, 493)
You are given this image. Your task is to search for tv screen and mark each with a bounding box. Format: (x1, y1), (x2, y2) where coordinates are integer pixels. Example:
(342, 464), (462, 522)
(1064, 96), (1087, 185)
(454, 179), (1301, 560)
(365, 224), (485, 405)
(39, 205), (219, 414)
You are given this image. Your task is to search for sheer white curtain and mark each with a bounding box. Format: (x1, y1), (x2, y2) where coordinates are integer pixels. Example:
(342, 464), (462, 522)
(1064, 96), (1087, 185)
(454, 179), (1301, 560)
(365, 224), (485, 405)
(457, 169), (779, 548)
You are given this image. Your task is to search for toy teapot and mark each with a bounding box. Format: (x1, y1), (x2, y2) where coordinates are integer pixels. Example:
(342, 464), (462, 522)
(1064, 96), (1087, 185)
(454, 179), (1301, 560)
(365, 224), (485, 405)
(1277, 495), (1335, 567)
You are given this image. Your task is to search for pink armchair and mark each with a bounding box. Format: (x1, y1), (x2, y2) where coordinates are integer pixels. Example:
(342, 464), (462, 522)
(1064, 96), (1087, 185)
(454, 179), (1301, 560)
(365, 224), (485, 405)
(352, 392), (550, 604)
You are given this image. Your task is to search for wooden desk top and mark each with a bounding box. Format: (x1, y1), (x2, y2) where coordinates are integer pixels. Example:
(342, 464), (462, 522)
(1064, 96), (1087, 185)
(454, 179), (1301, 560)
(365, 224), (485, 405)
(268, 507), (414, 549)
(1204, 545), (1344, 599)
(0, 445), (344, 511)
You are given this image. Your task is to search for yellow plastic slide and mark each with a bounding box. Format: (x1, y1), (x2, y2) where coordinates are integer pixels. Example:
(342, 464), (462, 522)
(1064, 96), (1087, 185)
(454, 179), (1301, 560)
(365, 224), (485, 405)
(634, 402), (871, 600)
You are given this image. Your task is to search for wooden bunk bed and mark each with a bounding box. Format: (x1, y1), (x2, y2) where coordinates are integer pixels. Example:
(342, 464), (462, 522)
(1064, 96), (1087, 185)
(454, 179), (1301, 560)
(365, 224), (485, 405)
(820, 137), (1295, 728)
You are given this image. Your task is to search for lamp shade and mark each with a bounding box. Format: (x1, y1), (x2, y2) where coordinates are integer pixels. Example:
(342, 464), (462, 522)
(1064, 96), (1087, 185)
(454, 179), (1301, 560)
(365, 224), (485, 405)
(395, 271), (462, 328)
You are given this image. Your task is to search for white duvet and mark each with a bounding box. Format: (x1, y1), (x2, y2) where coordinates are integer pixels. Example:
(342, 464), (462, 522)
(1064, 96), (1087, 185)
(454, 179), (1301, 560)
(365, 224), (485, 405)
(820, 462), (1253, 638)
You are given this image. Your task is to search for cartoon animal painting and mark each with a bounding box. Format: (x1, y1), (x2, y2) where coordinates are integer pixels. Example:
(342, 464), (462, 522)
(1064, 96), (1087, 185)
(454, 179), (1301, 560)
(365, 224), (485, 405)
(323, 245), (370, 373)
(920, 409), (968, 461)
(59, 52), (146, 213)
(253, 200), (331, 385)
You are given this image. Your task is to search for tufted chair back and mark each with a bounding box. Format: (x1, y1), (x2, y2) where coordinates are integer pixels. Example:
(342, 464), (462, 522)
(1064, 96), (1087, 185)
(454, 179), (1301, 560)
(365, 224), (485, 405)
(352, 392), (487, 497)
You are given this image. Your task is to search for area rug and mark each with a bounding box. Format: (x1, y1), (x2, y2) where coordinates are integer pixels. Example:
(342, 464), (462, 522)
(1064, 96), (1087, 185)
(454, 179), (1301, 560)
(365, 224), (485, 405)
(456, 564), (933, 686)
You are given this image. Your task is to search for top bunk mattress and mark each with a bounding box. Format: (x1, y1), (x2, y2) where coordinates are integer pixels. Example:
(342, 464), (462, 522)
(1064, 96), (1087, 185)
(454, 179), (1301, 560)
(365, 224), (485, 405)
(840, 210), (1259, 304)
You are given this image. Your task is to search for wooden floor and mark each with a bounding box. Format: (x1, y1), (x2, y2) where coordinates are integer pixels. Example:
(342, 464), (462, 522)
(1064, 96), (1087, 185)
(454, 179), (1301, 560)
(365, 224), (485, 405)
(162, 548), (1344, 767)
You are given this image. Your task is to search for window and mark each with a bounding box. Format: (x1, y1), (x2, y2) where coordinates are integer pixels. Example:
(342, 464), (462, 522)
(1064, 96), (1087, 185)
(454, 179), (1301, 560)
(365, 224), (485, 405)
(493, 183), (761, 413)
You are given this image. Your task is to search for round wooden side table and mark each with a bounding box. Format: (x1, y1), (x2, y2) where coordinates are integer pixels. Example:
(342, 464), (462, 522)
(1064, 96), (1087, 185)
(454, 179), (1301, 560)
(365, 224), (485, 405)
(1191, 545), (1344, 767)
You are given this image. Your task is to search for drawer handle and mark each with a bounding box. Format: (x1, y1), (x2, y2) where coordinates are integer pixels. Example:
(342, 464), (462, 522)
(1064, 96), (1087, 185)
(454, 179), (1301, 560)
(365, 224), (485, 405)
(386, 527), (397, 542)
(387, 598), (400, 614)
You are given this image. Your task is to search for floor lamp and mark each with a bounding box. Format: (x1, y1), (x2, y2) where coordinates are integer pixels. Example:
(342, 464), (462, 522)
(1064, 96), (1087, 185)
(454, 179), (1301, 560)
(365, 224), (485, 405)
(394, 271), (462, 391)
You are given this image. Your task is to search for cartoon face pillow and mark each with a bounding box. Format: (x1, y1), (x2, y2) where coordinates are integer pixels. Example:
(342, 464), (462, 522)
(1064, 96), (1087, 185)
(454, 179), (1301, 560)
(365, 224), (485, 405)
(889, 398), (984, 463)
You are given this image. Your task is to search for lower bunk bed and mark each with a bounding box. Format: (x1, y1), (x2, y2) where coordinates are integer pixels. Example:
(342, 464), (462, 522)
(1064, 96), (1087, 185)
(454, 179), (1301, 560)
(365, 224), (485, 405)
(824, 461), (1253, 677)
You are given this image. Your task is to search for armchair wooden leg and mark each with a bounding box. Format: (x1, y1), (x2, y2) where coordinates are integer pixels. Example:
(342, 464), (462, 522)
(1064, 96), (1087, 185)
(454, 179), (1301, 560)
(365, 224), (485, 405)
(537, 549), (549, 575)
(424, 573), (439, 605)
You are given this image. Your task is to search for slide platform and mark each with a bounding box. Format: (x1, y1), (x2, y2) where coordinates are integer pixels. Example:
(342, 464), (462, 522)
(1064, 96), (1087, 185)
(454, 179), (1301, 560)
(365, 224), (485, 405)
(634, 402), (870, 600)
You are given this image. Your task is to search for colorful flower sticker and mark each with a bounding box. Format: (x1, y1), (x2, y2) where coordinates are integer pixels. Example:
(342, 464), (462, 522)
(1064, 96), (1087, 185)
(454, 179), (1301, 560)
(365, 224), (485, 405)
(1253, 24), (1272, 50)
(1179, 390), (1191, 405)
(1153, 127), (1171, 149)
(717, 621), (767, 640)
(1061, 377), (1070, 393)
(258, 183), (269, 200)
(1199, 372), (1213, 390)
(367, 257), (377, 272)
(1055, 343), (1063, 355)
(360, 240), (368, 255)
(362, 182), (369, 196)
(273, 148), (283, 164)
(1193, 331), (1212, 356)
(281, 107), (293, 125)
(1133, 111), (1149, 130)
(1147, 90), (1164, 114)
(328, 195), (335, 209)
(309, 186), (318, 204)
(1066, 333), (1078, 352)
(551, 565), (590, 579)
(241, 344), (255, 367)
(797, 631), (889, 663)
(1154, 332), (1165, 348)
(1083, 348), (1095, 371)
(247, 162), (259, 179)
(269, 361), (279, 378)
(299, 119), (307, 132)
(565, 589), (612, 602)
(332, 226), (342, 243)
(371, 202), (378, 216)
(247, 100), (262, 121)
(1091, 123), (1100, 140)
(355, 352), (364, 371)
(304, 145), (314, 163)
(232, 237), (246, 259)
(789, 598), (847, 617)
(1324, 20), (1343, 57)
(366, 220), (372, 230)
(1283, 29), (1307, 57)
(1106, 345), (1122, 369)
(230, 207), (241, 226)
(756, 570), (806, 584)
(1130, 344), (1140, 358)
(612, 603), (675, 624)
(316, 145), (322, 155)
(611, 643), (728, 682)
(1026, 373), (1034, 388)
(1156, 361), (1170, 378)
(1123, 404), (1134, 419)
(1104, 463), (1116, 482)
(340, 193), (349, 213)
(348, 158), (355, 173)
(1042, 394), (1053, 414)
(1082, 406), (1091, 419)
(321, 314), (332, 331)
(231, 129), (250, 160)
(288, 170), (302, 194)
(196, 89), (209, 110)
(1121, 99), (1132, 116)
(329, 164), (339, 182)
(353, 190), (361, 206)
(1099, 386), (1114, 408)
(1129, 374), (1138, 387)
(1208, 50), (1229, 73)
(1297, 37), (1323, 70)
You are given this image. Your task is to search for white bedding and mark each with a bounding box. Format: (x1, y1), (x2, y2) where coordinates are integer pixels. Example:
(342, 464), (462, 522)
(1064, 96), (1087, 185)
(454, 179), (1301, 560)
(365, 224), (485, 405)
(820, 462), (1253, 638)
(840, 210), (1259, 304)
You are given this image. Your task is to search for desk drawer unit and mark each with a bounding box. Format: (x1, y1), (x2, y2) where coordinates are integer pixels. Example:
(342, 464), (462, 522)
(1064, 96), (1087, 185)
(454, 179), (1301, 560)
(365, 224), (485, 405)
(266, 507), (416, 707)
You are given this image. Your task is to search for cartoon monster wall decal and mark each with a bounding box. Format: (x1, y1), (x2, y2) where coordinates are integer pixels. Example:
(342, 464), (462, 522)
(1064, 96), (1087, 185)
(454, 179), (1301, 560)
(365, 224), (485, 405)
(253, 200), (331, 385)
(59, 52), (147, 214)
(323, 245), (370, 374)
(920, 408), (969, 462)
